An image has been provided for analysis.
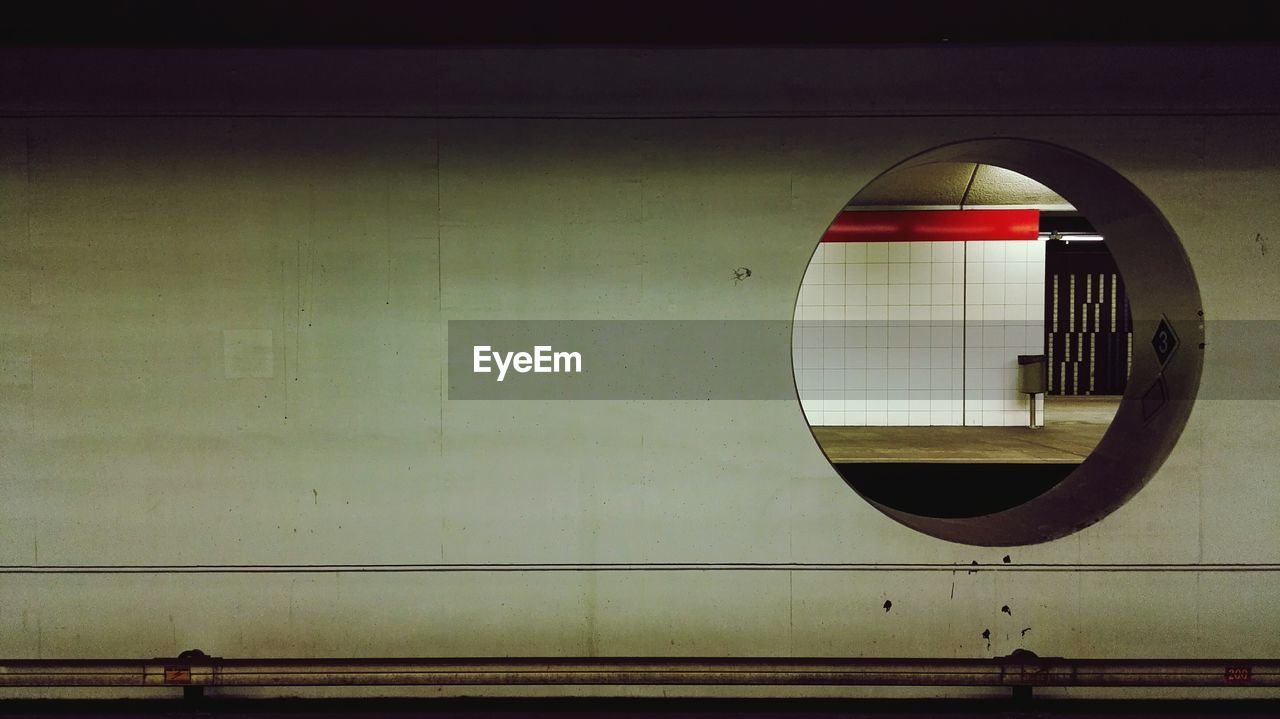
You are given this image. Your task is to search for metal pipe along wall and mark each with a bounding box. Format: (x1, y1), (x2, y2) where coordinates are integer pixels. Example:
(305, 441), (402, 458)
(1, 655), (1276, 689)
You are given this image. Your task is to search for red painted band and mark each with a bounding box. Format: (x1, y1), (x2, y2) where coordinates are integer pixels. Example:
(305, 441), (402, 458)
(821, 209), (1041, 242)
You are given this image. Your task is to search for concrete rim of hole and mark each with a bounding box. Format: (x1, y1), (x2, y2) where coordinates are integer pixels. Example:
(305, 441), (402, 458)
(795, 138), (1204, 546)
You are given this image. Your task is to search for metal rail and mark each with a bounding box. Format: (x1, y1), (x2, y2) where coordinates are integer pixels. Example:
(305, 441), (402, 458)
(0, 651), (1276, 690)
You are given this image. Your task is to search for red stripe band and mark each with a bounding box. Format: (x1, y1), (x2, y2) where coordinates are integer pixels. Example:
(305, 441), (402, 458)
(822, 209), (1041, 242)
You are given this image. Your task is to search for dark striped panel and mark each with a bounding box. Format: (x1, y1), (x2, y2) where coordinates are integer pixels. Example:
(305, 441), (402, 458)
(1046, 242), (1132, 396)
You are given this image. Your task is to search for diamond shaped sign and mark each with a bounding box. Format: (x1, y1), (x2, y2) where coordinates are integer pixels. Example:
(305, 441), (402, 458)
(1151, 316), (1179, 366)
(1141, 375), (1168, 422)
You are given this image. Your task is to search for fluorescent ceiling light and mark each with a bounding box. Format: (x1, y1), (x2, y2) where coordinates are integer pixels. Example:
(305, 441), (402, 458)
(1039, 232), (1104, 242)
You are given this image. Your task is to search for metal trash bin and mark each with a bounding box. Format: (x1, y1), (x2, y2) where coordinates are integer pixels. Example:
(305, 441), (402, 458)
(1017, 354), (1047, 394)
(1017, 354), (1047, 428)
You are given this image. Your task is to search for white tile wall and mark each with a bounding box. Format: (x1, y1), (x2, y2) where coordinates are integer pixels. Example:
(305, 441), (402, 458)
(794, 239), (1046, 427)
(963, 240), (1046, 426)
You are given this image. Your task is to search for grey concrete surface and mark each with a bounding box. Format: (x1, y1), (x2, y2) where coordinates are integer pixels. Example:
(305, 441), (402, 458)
(0, 48), (1278, 700)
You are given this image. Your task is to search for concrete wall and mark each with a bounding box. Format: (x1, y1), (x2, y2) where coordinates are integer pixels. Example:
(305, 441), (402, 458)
(1, 48), (1279, 699)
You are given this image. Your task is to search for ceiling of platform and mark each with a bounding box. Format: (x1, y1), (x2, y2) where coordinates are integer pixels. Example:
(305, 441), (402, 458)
(848, 162), (1074, 211)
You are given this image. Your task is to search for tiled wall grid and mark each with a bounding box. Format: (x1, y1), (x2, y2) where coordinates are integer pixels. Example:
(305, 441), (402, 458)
(794, 240), (1046, 427)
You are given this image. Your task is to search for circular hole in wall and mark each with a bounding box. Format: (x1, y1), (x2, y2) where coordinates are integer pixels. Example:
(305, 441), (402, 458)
(792, 138), (1203, 546)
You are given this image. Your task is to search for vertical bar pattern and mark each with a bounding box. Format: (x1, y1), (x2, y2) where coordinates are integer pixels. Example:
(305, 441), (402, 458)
(1045, 244), (1132, 396)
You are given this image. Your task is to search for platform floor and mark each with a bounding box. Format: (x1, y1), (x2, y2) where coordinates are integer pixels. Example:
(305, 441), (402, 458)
(812, 396), (1120, 464)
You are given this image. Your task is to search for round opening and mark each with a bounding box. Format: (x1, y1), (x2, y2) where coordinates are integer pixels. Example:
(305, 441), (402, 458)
(792, 138), (1203, 546)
